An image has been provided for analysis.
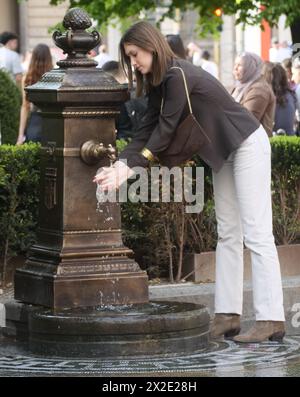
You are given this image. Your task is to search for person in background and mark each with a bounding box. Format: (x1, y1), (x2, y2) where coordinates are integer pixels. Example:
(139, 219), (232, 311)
(278, 41), (292, 62)
(270, 63), (298, 135)
(231, 52), (275, 137)
(201, 50), (218, 79)
(261, 61), (274, 85)
(187, 42), (202, 66)
(94, 44), (112, 68)
(166, 34), (186, 59)
(292, 60), (300, 101)
(102, 60), (148, 141)
(21, 50), (32, 74)
(269, 38), (292, 63)
(281, 58), (296, 90)
(51, 47), (66, 67)
(16, 44), (53, 145)
(102, 60), (127, 84)
(0, 31), (23, 87)
(292, 59), (300, 135)
(269, 38), (280, 63)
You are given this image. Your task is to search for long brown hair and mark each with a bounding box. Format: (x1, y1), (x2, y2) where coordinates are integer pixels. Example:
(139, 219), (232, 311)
(166, 34), (186, 60)
(262, 61), (274, 85)
(119, 21), (175, 96)
(24, 44), (53, 87)
(271, 63), (295, 106)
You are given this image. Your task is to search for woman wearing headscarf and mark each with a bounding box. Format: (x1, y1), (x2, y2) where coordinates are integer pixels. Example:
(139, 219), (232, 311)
(231, 52), (275, 137)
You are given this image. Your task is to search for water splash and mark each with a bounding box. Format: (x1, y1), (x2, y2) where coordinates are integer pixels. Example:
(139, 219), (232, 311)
(95, 184), (114, 222)
(95, 163), (116, 223)
(96, 201), (103, 213)
(96, 184), (107, 205)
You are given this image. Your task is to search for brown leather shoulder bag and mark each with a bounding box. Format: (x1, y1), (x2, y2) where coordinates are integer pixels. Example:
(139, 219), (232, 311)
(158, 66), (211, 168)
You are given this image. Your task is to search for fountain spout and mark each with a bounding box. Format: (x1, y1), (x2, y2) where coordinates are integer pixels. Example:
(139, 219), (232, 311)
(80, 140), (117, 165)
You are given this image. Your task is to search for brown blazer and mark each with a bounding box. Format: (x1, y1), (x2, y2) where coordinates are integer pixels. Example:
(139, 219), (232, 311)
(119, 58), (260, 172)
(230, 77), (275, 137)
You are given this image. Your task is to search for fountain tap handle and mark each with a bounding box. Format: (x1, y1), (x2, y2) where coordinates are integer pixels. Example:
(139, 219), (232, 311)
(107, 144), (116, 162)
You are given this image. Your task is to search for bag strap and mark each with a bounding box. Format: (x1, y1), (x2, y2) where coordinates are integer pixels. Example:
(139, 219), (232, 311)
(160, 66), (193, 115)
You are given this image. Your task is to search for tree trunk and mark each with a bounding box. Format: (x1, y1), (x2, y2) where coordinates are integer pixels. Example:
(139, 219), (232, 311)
(164, 216), (174, 283)
(2, 239), (9, 286)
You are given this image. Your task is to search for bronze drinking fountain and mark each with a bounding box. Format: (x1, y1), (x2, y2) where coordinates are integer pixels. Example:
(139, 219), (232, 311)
(5, 8), (210, 357)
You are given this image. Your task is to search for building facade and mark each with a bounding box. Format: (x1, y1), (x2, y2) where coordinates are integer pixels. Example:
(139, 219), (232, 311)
(1, 0), (69, 55)
(0, 0), (19, 35)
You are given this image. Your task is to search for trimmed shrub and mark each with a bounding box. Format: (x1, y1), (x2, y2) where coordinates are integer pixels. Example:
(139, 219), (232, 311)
(271, 136), (300, 244)
(119, 157), (217, 281)
(0, 69), (21, 145)
(0, 143), (40, 283)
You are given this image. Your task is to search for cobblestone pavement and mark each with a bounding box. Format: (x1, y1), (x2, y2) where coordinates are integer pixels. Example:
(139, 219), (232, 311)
(0, 334), (300, 377)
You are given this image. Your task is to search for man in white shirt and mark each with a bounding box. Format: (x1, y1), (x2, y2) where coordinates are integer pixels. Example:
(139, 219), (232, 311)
(187, 42), (202, 66)
(278, 41), (292, 62)
(0, 32), (23, 86)
(201, 50), (219, 79)
(94, 44), (113, 68)
(269, 38), (292, 63)
(269, 38), (281, 62)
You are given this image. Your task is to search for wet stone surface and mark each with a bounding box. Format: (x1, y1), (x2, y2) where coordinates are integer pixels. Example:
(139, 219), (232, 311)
(0, 335), (300, 377)
(19, 301), (210, 358)
(33, 301), (205, 317)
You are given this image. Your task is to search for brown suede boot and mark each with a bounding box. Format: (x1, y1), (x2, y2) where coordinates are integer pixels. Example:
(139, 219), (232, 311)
(210, 313), (241, 340)
(233, 321), (285, 343)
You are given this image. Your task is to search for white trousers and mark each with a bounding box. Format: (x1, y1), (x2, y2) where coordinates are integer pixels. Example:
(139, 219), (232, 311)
(212, 125), (285, 321)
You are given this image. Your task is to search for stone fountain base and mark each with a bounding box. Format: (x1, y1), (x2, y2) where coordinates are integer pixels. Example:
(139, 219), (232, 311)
(4, 300), (210, 357)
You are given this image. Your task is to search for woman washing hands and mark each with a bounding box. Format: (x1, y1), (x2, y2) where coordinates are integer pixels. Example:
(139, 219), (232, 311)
(93, 21), (285, 344)
(93, 161), (135, 191)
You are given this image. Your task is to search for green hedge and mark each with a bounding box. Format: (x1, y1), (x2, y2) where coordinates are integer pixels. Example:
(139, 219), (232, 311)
(0, 70), (21, 145)
(121, 136), (300, 279)
(270, 136), (300, 245)
(0, 143), (40, 282)
(0, 137), (299, 282)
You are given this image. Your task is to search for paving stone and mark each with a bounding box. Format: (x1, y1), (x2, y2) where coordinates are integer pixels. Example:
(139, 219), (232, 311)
(0, 334), (299, 376)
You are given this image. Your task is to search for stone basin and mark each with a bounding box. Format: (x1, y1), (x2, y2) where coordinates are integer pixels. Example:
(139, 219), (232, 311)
(27, 301), (210, 358)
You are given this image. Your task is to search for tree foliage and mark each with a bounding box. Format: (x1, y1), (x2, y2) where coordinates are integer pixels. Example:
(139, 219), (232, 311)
(49, 0), (300, 37)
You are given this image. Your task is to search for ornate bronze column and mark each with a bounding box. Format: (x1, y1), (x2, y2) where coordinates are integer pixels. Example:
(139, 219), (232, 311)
(14, 8), (149, 309)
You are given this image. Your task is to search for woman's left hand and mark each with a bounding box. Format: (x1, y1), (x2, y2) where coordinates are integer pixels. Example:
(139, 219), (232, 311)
(93, 160), (135, 191)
